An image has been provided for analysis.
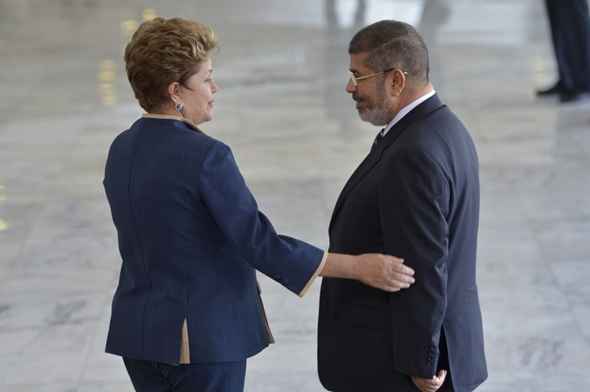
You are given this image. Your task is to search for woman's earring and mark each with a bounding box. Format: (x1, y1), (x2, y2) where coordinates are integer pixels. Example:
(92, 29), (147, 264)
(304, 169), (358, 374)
(175, 102), (185, 115)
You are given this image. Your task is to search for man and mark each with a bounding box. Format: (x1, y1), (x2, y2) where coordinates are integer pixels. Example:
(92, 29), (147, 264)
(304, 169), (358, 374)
(317, 21), (487, 392)
(536, 0), (590, 103)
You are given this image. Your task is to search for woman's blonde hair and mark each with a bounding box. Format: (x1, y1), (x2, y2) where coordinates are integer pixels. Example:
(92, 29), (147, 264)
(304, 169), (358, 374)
(124, 17), (218, 112)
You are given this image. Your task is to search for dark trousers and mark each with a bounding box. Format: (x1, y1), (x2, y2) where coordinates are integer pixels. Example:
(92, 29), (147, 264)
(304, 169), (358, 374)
(331, 378), (453, 392)
(123, 358), (246, 392)
(545, 0), (590, 92)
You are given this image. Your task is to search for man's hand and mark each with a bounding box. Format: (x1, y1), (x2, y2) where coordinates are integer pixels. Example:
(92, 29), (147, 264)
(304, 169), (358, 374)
(412, 370), (447, 392)
(354, 253), (415, 292)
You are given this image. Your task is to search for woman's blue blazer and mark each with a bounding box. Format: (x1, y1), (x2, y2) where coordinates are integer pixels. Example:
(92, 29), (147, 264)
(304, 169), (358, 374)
(103, 117), (324, 364)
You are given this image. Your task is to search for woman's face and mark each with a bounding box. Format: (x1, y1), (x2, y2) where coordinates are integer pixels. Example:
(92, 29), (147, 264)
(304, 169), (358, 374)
(178, 58), (218, 125)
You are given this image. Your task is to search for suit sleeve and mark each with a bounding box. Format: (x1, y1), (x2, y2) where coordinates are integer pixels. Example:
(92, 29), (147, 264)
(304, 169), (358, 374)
(379, 149), (450, 378)
(198, 141), (325, 296)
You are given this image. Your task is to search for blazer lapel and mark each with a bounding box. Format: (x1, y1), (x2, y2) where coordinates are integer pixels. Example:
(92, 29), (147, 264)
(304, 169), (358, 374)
(328, 95), (446, 234)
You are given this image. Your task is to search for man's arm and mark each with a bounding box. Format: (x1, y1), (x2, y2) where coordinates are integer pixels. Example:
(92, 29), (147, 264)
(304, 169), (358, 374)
(379, 148), (450, 378)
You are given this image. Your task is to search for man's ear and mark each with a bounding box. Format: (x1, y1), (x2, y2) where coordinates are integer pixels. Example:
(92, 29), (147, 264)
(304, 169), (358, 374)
(391, 69), (407, 96)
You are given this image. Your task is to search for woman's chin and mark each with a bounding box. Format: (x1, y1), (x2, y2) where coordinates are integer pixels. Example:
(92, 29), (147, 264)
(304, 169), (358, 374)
(190, 113), (212, 125)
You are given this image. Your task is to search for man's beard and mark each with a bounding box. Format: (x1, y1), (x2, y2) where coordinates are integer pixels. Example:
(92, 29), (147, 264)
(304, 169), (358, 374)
(354, 85), (394, 126)
(360, 106), (391, 126)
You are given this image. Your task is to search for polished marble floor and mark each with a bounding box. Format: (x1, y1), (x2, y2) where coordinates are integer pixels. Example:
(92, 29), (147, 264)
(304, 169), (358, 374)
(1, 0), (589, 391)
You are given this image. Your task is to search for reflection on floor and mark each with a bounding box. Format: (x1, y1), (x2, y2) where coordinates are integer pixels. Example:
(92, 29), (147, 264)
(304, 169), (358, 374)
(0, 0), (589, 390)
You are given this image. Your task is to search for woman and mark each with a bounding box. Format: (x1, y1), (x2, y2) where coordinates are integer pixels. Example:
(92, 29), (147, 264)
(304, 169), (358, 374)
(103, 17), (415, 392)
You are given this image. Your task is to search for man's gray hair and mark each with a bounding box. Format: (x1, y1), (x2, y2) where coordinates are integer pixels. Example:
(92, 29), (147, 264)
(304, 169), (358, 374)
(349, 20), (430, 84)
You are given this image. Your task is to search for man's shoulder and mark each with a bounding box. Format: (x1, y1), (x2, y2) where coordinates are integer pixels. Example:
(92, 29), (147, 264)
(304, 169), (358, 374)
(382, 111), (470, 171)
(402, 106), (470, 148)
(415, 104), (463, 133)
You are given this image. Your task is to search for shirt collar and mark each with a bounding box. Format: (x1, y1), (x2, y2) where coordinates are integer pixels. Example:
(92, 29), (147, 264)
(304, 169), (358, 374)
(380, 90), (436, 137)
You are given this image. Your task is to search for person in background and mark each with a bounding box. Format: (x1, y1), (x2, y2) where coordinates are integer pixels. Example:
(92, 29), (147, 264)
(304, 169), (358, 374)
(536, 0), (590, 103)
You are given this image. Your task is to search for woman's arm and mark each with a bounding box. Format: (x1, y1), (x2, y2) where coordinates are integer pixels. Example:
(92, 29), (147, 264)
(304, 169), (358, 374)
(320, 252), (415, 292)
(199, 142), (415, 295)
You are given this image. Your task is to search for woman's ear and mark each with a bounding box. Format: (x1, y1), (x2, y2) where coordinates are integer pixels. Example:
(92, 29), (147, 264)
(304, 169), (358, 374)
(166, 81), (185, 115)
(167, 81), (182, 105)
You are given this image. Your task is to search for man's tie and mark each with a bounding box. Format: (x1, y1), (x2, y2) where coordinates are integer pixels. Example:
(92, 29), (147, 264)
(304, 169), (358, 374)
(372, 128), (386, 150)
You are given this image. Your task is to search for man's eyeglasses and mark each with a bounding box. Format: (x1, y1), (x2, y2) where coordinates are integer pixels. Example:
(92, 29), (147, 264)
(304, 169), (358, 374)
(348, 68), (408, 87)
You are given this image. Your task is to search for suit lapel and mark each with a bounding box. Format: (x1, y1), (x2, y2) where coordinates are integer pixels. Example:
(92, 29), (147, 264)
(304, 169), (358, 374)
(329, 95), (446, 234)
(329, 150), (375, 233)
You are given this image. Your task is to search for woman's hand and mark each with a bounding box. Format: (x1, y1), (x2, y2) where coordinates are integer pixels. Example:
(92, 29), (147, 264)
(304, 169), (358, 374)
(354, 253), (415, 292)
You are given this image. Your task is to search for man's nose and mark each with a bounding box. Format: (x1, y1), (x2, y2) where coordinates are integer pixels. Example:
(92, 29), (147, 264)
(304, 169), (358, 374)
(345, 78), (356, 94)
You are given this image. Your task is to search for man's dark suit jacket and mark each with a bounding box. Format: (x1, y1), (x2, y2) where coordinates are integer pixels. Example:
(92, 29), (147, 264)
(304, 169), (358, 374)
(103, 117), (323, 364)
(318, 95), (487, 392)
